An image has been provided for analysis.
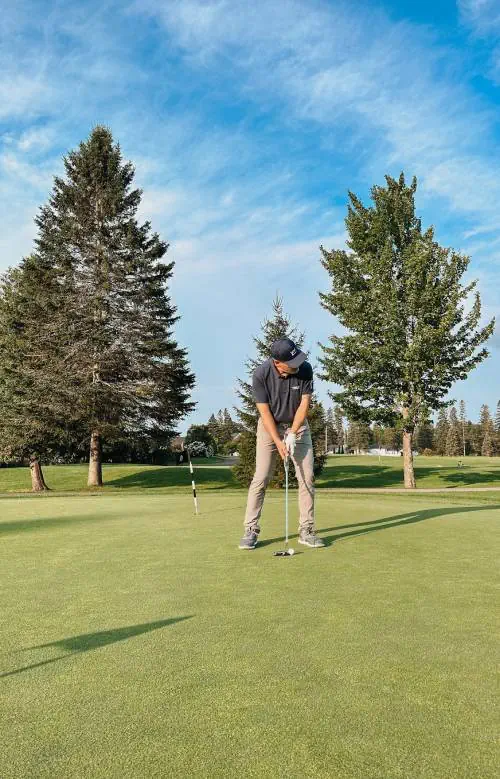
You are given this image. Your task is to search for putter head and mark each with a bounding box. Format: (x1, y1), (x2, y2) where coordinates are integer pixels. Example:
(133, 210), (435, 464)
(273, 549), (294, 557)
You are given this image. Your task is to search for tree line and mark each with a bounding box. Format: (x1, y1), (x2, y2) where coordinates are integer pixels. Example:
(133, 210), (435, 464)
(0, 129), (495, 490)
(321, 400), (500, 457)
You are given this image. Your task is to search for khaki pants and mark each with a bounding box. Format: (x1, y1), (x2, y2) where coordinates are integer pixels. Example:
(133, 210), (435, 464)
(244, 418), (315, 534)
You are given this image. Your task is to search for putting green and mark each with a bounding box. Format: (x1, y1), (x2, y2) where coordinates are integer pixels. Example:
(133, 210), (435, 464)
(0, 491), (498, 778)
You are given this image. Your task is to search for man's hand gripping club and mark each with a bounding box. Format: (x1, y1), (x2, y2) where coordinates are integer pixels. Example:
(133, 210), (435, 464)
(284, 430), (296, 458)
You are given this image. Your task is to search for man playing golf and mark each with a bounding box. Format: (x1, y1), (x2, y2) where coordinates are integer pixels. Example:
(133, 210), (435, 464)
(239, 337), (325, 550)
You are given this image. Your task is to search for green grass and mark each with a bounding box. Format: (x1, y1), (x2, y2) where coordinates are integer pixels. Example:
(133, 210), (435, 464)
(0, 461), (237, 493)
(316, 454), (500, 489)
(0, 490), (498, 778)
(1, 454), (500, 494)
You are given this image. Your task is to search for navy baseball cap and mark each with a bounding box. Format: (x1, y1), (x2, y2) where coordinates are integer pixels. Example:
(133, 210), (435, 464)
(270, 337), (306, 369)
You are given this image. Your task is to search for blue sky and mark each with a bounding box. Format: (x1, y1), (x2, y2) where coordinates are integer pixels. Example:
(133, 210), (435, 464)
(1, 0), (499, 432)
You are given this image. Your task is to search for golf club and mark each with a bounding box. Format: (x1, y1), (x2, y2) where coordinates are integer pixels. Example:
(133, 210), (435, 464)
(273, 451), (294, 557)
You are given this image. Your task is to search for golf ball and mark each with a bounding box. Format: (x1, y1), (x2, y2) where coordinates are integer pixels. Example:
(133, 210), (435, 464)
(288, 548), (295, 556)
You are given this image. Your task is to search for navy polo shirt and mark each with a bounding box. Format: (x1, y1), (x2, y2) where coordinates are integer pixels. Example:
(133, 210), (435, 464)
(252, 359), (314, 423)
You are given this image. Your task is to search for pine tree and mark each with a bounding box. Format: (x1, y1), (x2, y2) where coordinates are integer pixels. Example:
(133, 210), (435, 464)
(207, 413), (220, 450)
(333, 405), (345, 453)
(347, 421), (370, 453)
(358, 423), (371, 452)
(435, 408), (449, 455)
(495, 400), (500, 455)
(481, 425), (494, 457)
(480, 405), (492, 431)
(469, 423), (483, 456)
(346, 421), (355, 453)
(479, 405), (496, 456)
(458, 400), (467, 457)
(372, 424), (384, 449)
(325, 407), (337, 453)
(319, 173), (494, 488)
(308, 399), (328, 463)
(382, 427), (402, 452)
(233, 296), (326, 487)
(445, 407), (462, 456)
(26, 126), (195, 485)
(0, 262), (76, 489)
(222, 408), (236, 447)
(416, 422), (434, 452)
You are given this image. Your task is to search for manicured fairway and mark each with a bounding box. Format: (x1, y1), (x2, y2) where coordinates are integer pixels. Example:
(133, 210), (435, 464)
(1, 454), (500, 494)
(1, 491), (498, 778)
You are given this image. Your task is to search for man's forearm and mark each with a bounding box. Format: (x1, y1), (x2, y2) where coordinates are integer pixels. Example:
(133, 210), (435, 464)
(291, 405), (309, 434)
(259, 408), (281, 443)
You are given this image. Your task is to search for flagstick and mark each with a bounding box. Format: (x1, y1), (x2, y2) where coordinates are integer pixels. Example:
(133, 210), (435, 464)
(186, 447), (199, 515)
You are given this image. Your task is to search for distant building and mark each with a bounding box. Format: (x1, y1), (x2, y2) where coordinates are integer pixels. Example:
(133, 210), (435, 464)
(367, 447), (418, 457)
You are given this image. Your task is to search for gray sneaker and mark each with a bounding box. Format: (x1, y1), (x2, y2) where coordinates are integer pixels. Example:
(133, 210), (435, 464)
(239, 530), (258, 550)
(298, 529), (325, 548)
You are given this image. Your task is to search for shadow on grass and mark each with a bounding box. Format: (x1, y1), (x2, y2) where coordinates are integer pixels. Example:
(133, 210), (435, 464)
(106, 466), (238, 491)
(317, 462), (500, 489)
(0, 513), (121, 536)
(317, 464), (405, 489)
(444, 469), (500, 486)
(1, 616), (193, 679)
(0, 500), (249, 536)
(257, 504), (500, 548)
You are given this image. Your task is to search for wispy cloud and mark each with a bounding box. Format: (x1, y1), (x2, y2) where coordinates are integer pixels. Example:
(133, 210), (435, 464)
(140, 1), (496, 207)
(458, 0), (500, 31)
(139, 0), (499, 327)
(458, 0), (500, 82)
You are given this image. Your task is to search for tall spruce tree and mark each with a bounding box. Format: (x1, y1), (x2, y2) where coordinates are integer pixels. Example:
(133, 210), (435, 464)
(347, 421), (370, 453)
(435, 408), (449, 456)
(372, 424), (384, 449)
(333, 405), (345, 453)
(319, 173), (494, 487)
(233, 296), (326, 487)
(0, 262), (84, 489)
(416, 422), (434, 452)
(207, 413), (220, 450)
(495, 401), (500, 454)
(325, 407), (336, 453)
(308, 400), (328, 461)
(481, 425), (495, 456)
(480, 404), (492, 432)
(445, 406), (462, 456)
(459, 400), (467, 457)
(382, 427), (402, 452)
(469, 422), (483, 456)
(221, 408), (237, 448)
(479, 405), (496, 456)
(27, 126), (194, 485)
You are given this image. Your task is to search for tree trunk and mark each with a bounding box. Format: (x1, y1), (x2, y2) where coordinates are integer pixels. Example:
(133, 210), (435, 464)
(402, 426), (416, 488)
(30, 458), (49, 492)
(88, 430), (103, 486)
